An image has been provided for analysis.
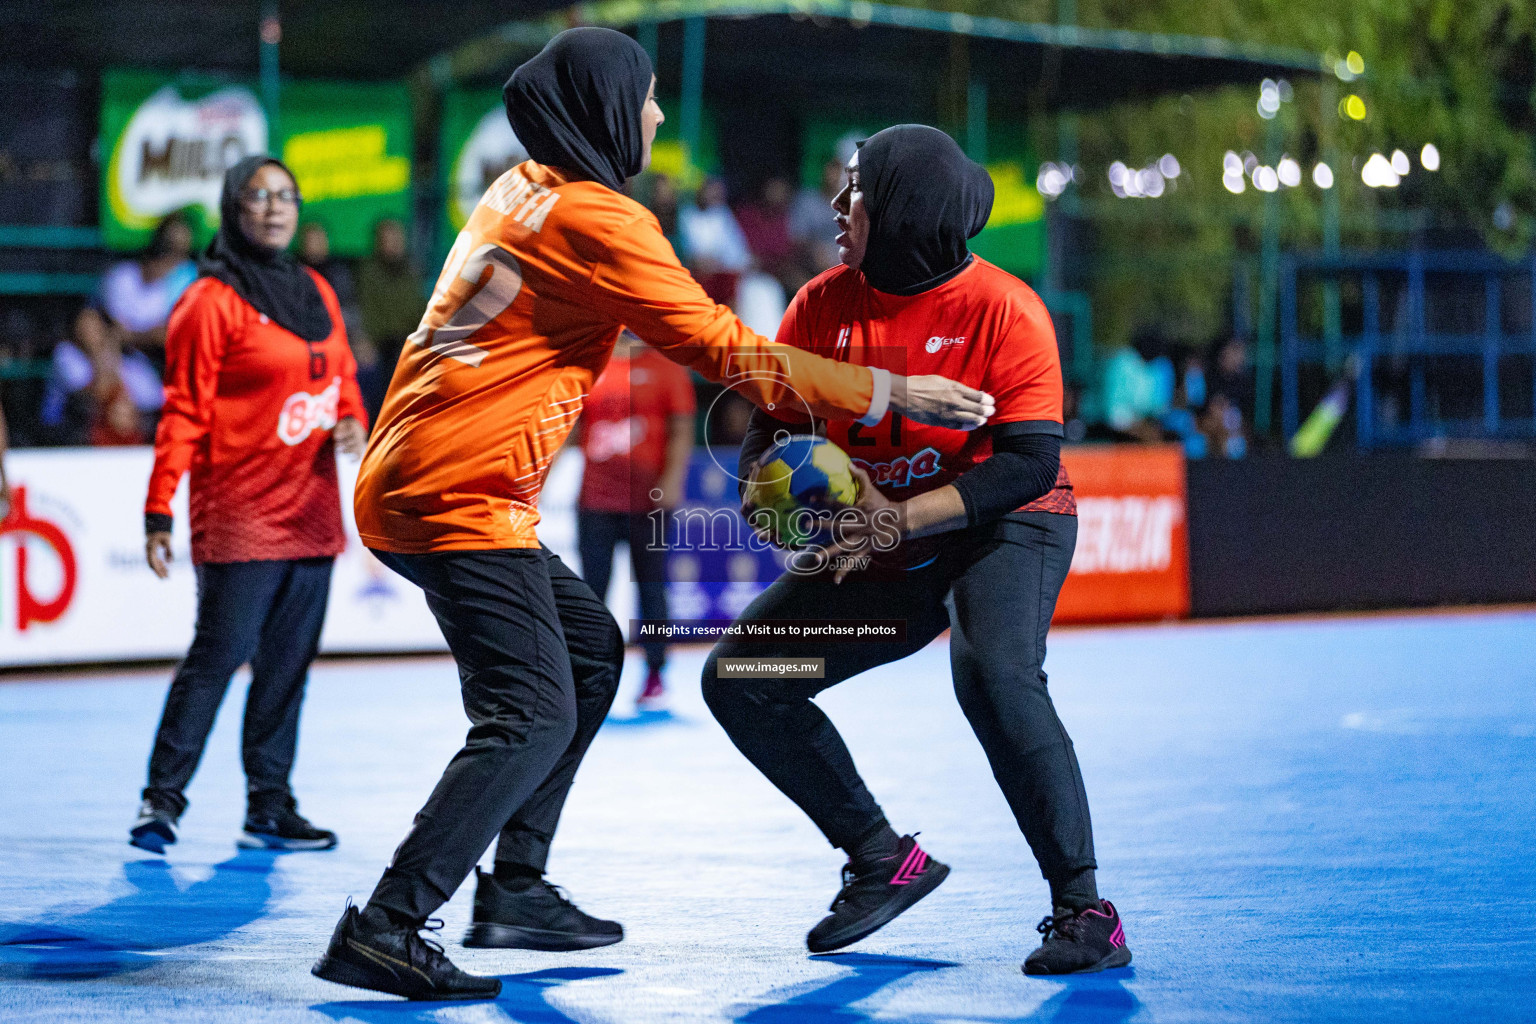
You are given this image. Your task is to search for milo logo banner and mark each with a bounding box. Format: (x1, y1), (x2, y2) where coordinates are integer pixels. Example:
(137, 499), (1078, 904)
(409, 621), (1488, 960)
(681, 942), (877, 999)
(441, 89), (528, 236)
(102, 71), (268, 250)
(102, 71), (412, 256)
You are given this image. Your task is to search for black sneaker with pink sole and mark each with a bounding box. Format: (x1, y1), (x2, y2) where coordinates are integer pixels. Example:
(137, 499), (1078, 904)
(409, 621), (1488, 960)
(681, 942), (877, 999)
(806, 834), (950, 953)
(1023, 899), (1132, 975)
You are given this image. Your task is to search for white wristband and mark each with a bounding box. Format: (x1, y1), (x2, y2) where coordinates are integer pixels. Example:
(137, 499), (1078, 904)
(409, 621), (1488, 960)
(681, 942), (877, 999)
(857, 367), (892, 427)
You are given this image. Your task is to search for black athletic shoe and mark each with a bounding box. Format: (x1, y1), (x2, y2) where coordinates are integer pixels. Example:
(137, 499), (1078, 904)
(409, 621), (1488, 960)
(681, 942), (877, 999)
(462, 868), (624, 950)
(806, 834), (950, 953)
(1023, 900), (1132, 975)
(129, 797), (180, 853)
(239, 798), (337, 851)
(311, 903), (501, 1001)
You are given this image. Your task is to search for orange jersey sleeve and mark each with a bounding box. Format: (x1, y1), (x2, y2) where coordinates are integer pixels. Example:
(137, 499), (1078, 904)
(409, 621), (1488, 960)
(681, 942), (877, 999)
(583, 211), (880, 424)
(355, 162), (887, 553)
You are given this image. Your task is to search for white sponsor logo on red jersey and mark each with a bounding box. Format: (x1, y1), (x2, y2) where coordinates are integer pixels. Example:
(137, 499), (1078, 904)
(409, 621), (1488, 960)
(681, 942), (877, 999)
(924, 335), (966, 354)
(277, 376), (341, 446)
(587, 416), (645, 462)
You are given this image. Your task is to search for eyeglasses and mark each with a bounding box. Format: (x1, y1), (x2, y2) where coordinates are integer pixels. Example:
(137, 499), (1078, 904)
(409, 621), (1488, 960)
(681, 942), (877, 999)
(239, 187), (300, 210)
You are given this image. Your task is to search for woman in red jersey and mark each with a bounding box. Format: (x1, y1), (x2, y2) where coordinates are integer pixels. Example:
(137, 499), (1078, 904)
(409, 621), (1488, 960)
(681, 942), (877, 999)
(313, 29), (992, 1004)
(132, 156), (367, 856)
(704, 125), (1131, 975)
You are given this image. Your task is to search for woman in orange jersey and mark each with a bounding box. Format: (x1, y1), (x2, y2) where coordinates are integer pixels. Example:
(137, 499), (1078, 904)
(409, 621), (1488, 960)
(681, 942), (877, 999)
(313, 28), (993, 1002)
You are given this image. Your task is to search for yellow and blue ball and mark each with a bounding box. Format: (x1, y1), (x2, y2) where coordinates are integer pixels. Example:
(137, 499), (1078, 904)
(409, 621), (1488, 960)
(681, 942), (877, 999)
(744, 434), (858, 547)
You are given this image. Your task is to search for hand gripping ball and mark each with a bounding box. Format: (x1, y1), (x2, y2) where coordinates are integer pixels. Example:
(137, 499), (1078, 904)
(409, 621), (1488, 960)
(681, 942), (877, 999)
(744, 434), (858, 547)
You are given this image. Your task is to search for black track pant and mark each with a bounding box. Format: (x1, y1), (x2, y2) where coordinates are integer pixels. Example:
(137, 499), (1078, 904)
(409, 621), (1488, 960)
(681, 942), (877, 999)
(702, 512), (1096, 892)
(144, 557), (333, 817)
(577, 508), (670, 671)
(367, 546), (623, 922)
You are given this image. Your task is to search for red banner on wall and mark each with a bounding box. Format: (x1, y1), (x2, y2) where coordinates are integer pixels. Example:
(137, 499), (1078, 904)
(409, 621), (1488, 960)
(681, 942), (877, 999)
(1053, 444), (1189, 624)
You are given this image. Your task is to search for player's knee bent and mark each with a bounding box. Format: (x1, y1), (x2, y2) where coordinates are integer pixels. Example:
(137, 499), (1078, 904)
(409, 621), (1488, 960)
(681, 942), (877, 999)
(953, 655), (1044, 705)
(597, 617), (625, 694)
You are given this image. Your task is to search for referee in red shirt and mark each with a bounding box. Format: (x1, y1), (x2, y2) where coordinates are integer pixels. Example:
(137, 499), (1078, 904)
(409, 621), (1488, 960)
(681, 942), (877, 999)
(130, 156), (368, 854)
(576, 331), (695, 708)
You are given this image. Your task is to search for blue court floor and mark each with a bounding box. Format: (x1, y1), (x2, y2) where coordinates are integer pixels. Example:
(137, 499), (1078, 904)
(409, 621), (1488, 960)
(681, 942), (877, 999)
(1, 609), (1533, 1023)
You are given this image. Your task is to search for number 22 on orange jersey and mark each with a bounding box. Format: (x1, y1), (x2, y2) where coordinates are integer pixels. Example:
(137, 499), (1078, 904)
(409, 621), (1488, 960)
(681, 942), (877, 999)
(406, 229), (523, 368)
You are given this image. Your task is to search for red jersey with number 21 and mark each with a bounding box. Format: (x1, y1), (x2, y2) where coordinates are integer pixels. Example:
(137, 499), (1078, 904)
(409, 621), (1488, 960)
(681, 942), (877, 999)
(775, 256), (1075, 515)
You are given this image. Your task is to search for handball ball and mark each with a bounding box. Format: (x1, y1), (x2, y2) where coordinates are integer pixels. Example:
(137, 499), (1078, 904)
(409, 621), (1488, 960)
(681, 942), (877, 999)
(745, 434), (858, 546)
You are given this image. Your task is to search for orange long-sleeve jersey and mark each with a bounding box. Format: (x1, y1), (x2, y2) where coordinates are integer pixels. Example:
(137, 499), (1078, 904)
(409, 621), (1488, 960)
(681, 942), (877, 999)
(355, 161), (890, 552)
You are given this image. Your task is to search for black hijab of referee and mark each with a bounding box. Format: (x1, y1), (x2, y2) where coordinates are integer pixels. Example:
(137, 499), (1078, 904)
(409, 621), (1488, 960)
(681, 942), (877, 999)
(200, 155), (332, 342)
(855, 124), (995, 296)
(502, 27), (653, 192)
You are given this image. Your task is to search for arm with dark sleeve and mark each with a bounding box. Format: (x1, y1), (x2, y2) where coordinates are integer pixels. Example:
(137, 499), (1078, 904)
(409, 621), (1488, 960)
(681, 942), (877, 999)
(144, 282), (230, 534)
(950, 422), (1062, 527)
(949, 294), (1066, 526)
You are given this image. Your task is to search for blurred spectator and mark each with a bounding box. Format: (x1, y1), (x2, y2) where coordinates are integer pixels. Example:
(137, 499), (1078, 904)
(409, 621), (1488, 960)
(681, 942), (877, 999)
(639, 173), (681, 251)
(300, 221), (376, 407)
(299, 222), (360, 316)
(790, 158), (845, 275)
(576, 331), (695, 710)
(356, 218), (422, 420)
(1208, 334), (1254, 423)
(89, 375), (146, 446)
(42, 298), (164, 444)
(735, 177), (804, 295)
(1160, 345), (1208, 458)
(679, 176), (751, 306)
(1200, 335), (1251, 458)
(1100, 329), (1174, 441)
(90, 212), (197, 365)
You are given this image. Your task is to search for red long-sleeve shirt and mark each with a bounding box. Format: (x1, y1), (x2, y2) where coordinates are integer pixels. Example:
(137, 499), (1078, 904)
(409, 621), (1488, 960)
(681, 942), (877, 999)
(145, 272), (367, 564)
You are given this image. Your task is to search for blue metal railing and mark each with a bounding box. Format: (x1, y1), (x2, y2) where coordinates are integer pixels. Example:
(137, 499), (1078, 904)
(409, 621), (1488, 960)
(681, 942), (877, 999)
(0, 225), (105, 296)
(1280, 250), (1536, 448)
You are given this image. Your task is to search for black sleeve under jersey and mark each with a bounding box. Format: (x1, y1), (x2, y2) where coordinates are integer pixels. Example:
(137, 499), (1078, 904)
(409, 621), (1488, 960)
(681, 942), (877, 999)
(738, 405), (808, 499)
(950, 420), (1062, 527)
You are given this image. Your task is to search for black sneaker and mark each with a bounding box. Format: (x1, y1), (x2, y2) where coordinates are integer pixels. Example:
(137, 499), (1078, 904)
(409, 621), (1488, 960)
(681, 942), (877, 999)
(462, 868), (623, 950)
(129, 797), (180, 853)
(311, 903), (501, 1001)
(1023, 900), (1132, 975)
(239, 798), (337, 851)
(806, 834), (950, 953)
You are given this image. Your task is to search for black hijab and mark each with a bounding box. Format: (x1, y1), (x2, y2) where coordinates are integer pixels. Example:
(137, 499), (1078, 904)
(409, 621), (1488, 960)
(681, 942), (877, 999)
(856, 125), (995, 296)
(502, 27), (653, 192)
(199, 155), (333, 342)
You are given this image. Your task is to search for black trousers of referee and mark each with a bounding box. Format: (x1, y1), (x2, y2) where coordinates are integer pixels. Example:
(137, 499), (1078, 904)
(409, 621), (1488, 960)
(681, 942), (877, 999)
(702, 512), (1096, 897)
(577, 508), (669, 671)
(367, 546), (623, 922)
(144, 557), (333, 817)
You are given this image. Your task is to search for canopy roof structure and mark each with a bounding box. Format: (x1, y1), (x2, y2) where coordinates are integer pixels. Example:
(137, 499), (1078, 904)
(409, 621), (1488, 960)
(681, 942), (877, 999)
(9, 0), (1324, 109)
(427, 1), (1325, 113)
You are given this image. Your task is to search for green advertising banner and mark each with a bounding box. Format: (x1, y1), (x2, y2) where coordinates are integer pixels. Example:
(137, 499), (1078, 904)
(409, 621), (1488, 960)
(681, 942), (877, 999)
(101, 70), (268, 251)
(101, 71), (412, 256)
(440, 89), (526, 238)
(279, 81), (412, 256)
